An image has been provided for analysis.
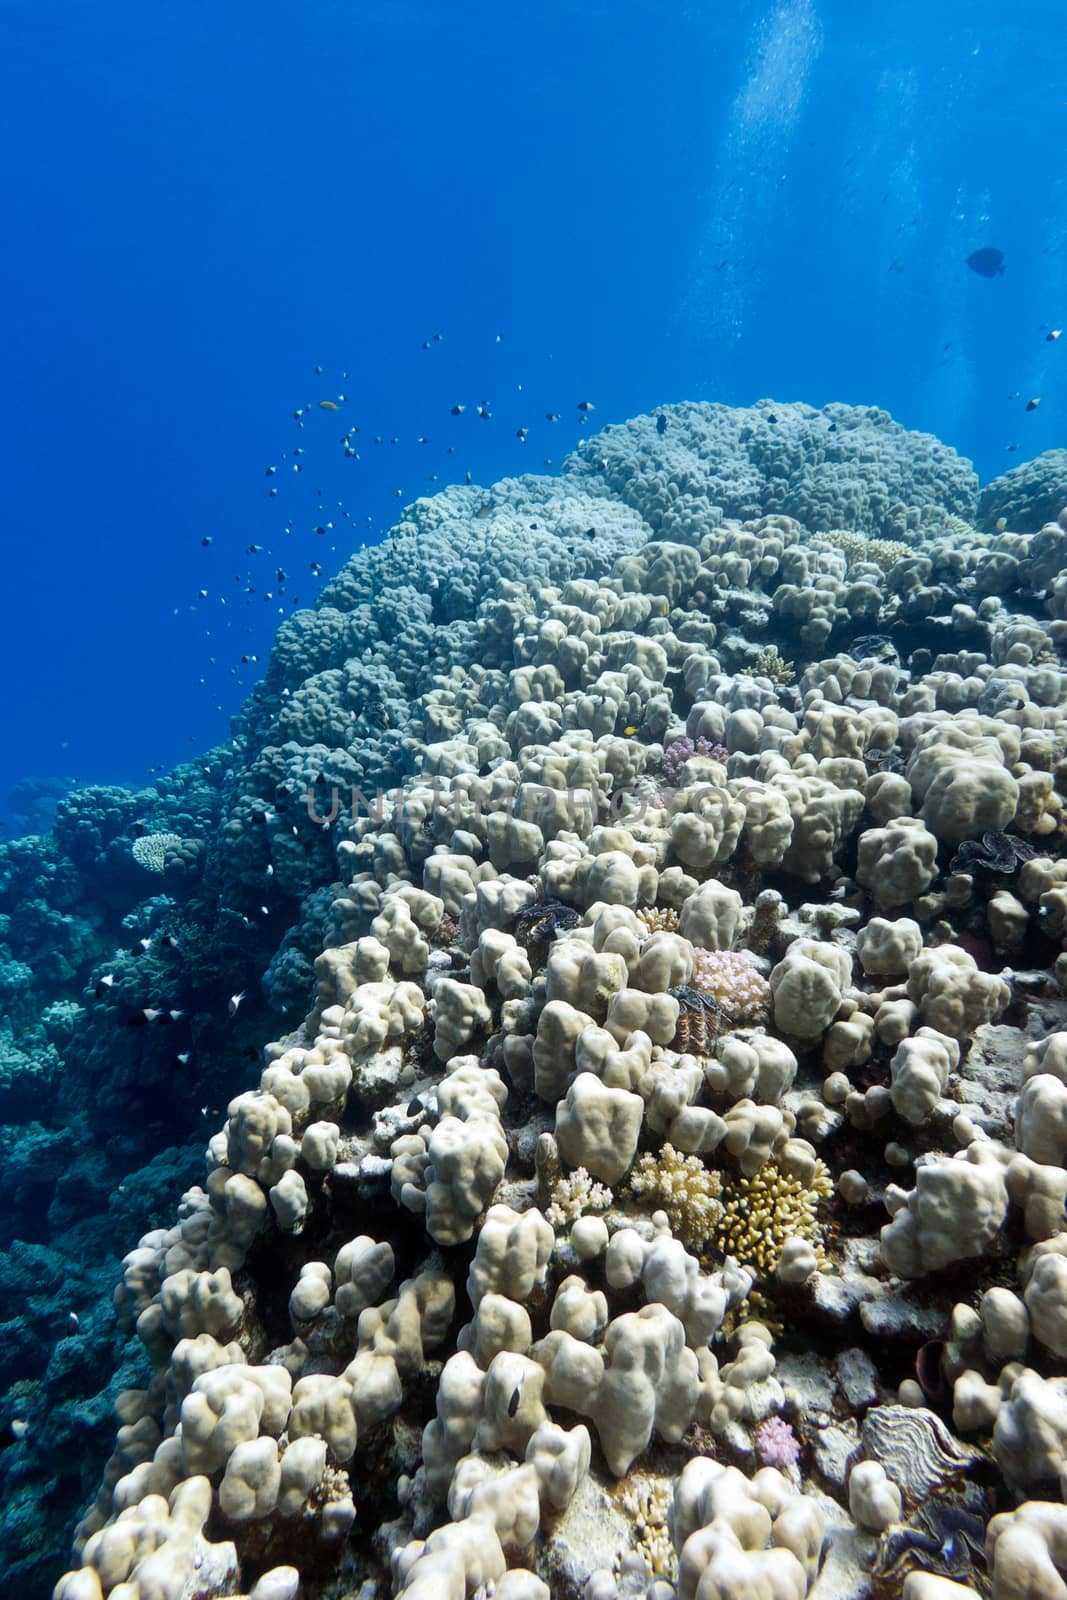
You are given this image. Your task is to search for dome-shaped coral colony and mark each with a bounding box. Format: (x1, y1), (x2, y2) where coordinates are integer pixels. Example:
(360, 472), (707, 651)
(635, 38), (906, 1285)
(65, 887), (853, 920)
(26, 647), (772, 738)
(48, 401), (1067, 1599)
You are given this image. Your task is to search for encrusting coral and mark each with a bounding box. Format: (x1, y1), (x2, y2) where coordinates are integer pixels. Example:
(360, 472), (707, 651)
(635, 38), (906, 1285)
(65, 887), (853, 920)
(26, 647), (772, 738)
(14, 399), (1067, 1600)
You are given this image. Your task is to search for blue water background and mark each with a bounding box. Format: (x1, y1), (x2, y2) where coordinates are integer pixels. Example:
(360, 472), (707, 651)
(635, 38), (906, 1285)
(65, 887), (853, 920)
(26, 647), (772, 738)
(1, 0), (1064, 817)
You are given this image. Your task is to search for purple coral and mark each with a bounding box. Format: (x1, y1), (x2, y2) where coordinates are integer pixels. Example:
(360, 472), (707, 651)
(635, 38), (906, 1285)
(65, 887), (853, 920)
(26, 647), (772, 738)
(754, 1416), (801, 1469)
(661, 735), (727, 785)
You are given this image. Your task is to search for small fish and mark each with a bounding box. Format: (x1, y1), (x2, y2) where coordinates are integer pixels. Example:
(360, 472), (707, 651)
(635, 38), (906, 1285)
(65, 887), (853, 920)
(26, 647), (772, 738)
(476, 405), (492, 420)
(515, 427), (528, 441)
(577, 399), (595, 412)
(201, 535), (213, 546)
(545, 412), (560, 422)
(95, 974), (115, 997)
(10, 1419), (28, 1441)
(965, 247), (1006, 278)
(68, 1312), (80, 1332)
(177, 1052), (192, 1066)
(450, 403), (466, 415)
(656, 414), (666, 435)
(624, 725), (639, 736)
(766, 412), (778, 424)
(1026, 397), (1041, 411)
(229, 991), (246, 1017)
(465, 471), (472, 485)
(318, 399), (340, 410)
(133, 936), (153, 954)
(995, 517), (1008, 532)
(247, 543), (263, 554)
(507, 1380), (523, 1418)
(1048, 329), (1063, 342)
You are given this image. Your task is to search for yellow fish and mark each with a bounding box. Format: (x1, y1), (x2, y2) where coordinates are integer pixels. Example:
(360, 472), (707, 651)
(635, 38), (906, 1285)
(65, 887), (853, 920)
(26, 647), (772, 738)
(319, 399), (340, 411)
(624, 725), (639, 736)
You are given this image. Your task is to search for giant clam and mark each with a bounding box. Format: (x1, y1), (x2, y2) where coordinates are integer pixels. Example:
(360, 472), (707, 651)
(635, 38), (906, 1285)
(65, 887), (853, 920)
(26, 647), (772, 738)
(859, 1405), (984, 1503)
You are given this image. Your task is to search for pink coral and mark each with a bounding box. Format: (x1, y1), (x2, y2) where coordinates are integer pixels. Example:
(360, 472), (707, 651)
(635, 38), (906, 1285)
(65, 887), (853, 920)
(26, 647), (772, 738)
(661, 736), (727, 786)
(691, 948), (771, 1027)
(754, 1416), (801, 1469)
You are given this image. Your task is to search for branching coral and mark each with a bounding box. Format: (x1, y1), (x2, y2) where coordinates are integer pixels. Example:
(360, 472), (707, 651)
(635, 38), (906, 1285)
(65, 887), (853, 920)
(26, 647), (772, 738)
(713, 1158), (833, 1277)
(626, 1144), (722, 1248)
(754, 1415), (801, 1469)
(636, 905), (681, 935)
(661, 736), (726, 785)
(817, 527), (911, 571)
(131, 832), (184, 873)
(690, 949), (771, 1027)
(620, 1478), (676, 1582)
(740, 646), (795, 686)
(545, 1166), (614, 1229)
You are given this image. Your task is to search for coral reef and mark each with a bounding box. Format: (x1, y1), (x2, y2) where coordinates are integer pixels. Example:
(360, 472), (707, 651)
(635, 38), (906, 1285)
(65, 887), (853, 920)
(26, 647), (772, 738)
(7, 399), (1067, 1600)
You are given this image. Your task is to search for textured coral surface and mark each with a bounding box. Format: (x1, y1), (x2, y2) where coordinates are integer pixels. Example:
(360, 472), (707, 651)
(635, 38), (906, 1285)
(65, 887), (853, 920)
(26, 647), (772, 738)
(6, 401), (1067, 1600)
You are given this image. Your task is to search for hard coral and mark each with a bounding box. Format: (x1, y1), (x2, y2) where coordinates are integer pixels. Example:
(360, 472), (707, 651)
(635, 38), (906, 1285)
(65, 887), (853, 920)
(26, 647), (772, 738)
(626, 1143), (722, 1249)
(131, 831), (184, 873)
(691, 948), (771, 1027)
(741, 646), (795, 685)
(545, 1167), (614, 1229)
(660, 735), (726, 786)
(714, 1158), (833, 1278)
(753, 1415), (801, 1469)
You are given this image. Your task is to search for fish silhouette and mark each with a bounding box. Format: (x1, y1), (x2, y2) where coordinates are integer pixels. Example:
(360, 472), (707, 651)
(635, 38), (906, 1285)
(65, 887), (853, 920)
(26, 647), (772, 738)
(965, 247), (1006, 278)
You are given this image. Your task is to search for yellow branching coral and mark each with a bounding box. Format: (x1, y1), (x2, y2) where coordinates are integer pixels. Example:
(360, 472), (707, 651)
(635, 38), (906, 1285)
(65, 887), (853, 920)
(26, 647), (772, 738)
(713, 1158), (833, 1278)
(620, 1478), (676, 1582)
(627, 1144), (722, 1248)
(816, 527), (912, 572)
(741, 646), (795, 686)
(637, 905), (681, 935)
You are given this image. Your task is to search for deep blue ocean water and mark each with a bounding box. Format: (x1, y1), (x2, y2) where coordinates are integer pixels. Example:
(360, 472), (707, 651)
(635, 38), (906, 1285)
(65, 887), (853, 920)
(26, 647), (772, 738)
(2, 0), (1064, 820)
